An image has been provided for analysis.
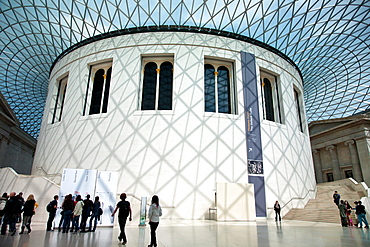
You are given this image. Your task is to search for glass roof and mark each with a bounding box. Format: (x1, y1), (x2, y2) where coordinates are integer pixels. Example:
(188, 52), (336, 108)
(1, 0), (369, 139)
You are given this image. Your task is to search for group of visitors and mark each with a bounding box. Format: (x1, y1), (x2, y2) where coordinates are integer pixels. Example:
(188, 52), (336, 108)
(333, 191), (369, 228)
(0, 190), (163, 246)
(51, 194), (102, 233)
(0, 192), (38, 236)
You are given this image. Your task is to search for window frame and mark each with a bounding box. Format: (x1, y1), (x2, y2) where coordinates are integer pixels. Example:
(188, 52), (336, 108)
(84, 61), (113, 116)
(293, 86), (305, 133)
(204, 58), (237, 115)
(51, 75), (68, 124)
(260, 71), (282, 123)
(140, 56), (174, 111)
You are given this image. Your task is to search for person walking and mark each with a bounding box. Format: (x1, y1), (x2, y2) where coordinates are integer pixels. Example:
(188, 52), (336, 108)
(19, 194), (37, 234)
(0, 192), (22, 236)
(80, 194), (93, 232)
(88, 196), (101, 232)
(148, 195), (162, 247)
(111, 193), (132, 245)
(72, 195), (84, 233)
(355, 201), (369, 228)
(61, 194), (74, 233)
(46, 195), (59, 231)
(274, 201), (281, 222)
(333, 191), (340, 206)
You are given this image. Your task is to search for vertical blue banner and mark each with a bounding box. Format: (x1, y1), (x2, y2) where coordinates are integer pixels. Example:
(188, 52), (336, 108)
(241, 51), (267, 217)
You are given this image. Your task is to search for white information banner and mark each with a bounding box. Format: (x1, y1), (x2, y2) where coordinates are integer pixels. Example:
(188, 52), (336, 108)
(60, 168), (98, 198)
(94, 171), (118, 226)
(54, 168), (118, 228)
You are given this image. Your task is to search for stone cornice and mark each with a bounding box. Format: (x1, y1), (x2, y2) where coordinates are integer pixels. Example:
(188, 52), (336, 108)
(310, 118), (370, 139)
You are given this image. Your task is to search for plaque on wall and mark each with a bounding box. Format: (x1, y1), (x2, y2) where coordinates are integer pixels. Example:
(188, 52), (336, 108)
(248, 160), (263, 174)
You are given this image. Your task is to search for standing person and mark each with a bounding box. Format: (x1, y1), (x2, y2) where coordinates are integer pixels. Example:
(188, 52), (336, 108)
(355, 201), (369, 228)
(46, 195), (59, 231)
(344, 200), (353, 226)
(0, 192), (22, 236)
(72, 195), (84, 233)
(274, 201), (281, 222)
(80, 194), (93, 232)
(88, 196), (101, 232)
(148, 195), (162, 247)
(61, 194), (74, 233)
(333, 191), (340, 206)
(19, 194), (37, 234)
(111, 193), (132, 245)
(0, 192), (8, 225)
(17, 192), (25, 223)
(338, 200), (348, 227)
(353, 201), (359, 227)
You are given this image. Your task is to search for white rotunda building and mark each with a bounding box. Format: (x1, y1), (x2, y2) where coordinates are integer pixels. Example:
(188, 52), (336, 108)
(33, 28), (316, 220)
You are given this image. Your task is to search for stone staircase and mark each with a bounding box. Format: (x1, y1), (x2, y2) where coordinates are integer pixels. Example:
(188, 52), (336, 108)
(283, 181), (366, 224)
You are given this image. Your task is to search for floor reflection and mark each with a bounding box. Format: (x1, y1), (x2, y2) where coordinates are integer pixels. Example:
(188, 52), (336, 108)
(0, 219), (369, 246)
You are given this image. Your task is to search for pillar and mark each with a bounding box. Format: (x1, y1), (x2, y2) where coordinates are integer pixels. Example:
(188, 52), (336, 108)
(344, 140), (363, 182)
(326, 145), (341, 181)
(0, 135), (9, 168)
(312, 149), (323, 183)
(354, 138), (370, 185)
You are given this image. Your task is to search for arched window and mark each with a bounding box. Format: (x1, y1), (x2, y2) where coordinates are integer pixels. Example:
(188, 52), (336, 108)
(52, 76), (68, 124)
(204, 64), (216, 112)
(85, 62), (112, 115)
(217, 66), (231, 114)
(204, 60), (235, 114)
(89, 69), (105, 115)
(261, 71), (282, 123)
(102, 67), (112, 113)
(158, 61), (173, 110)
(263, 78), (274, 121)
(141, 59), (173, 110)
(294, 88), (304, 132)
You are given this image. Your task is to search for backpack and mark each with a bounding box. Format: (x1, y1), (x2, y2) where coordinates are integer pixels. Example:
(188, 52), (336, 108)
(0, 199), (6, 211)
(46, 202), (52, 212)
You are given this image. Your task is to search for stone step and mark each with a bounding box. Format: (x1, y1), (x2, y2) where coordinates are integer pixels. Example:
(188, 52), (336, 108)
(283, 182), (362, 224)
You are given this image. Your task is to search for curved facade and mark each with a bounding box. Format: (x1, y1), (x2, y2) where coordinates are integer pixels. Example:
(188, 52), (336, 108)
(33, 31), (315, 219)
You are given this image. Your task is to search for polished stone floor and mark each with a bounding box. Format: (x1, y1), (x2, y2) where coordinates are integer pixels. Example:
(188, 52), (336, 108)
(0, 219), (369, 247)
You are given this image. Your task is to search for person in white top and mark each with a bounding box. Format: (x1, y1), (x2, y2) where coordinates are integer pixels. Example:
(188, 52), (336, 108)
(148, 195), (162, 247)
(72, 195), (84, 233)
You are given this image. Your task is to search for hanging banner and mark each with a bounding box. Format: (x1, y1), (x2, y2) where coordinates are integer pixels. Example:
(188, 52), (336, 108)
(94, 170), (118, 226)
(241, 51), (267, 217)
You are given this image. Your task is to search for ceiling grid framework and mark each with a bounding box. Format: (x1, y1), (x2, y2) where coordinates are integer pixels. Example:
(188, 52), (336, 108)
(0, 0), (369, 139)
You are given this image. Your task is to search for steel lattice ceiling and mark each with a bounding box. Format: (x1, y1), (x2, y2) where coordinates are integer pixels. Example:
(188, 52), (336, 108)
(1, 0), (369, 139)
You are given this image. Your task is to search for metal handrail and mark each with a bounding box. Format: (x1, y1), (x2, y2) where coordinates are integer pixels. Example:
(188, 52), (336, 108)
(126, 193), (174, 208)
(267, 188), (316, 210)
(35, 166), (62, 178)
